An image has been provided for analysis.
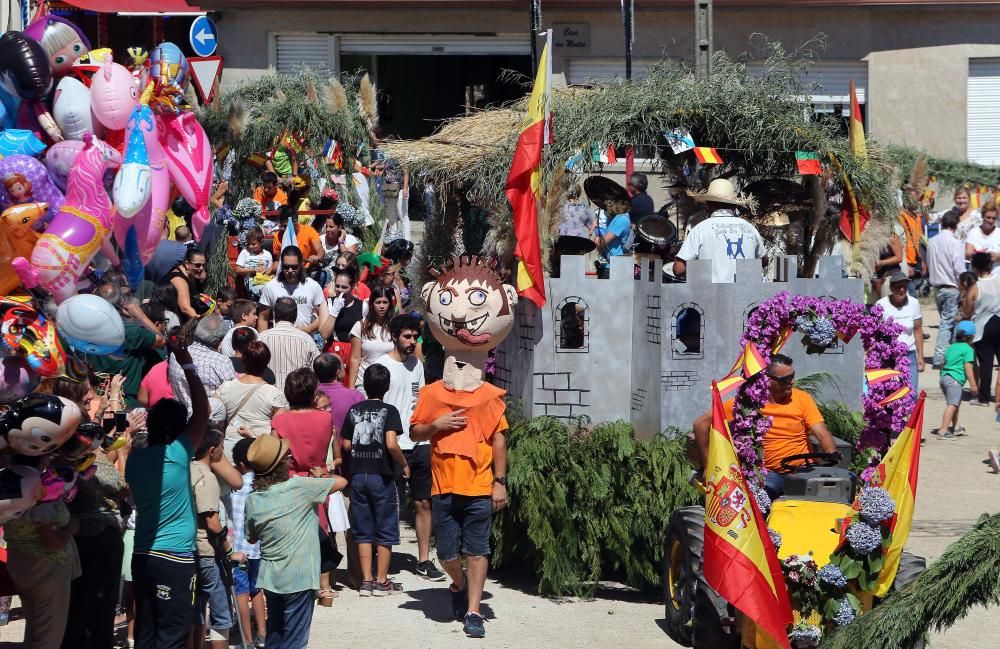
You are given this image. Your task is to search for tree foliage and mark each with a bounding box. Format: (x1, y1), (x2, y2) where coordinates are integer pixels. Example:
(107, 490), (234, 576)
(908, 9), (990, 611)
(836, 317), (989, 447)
(887, 145), (1000, 191)
(492, 417), (699, 597)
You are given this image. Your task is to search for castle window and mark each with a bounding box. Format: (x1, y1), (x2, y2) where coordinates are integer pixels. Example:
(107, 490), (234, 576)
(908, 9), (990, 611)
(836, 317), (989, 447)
(555, 297), (589, 352)
(671, 303), (704, 359)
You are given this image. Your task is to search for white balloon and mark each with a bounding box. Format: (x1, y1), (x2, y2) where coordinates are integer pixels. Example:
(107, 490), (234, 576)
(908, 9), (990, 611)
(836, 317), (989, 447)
(52, 77), (104, 141)
(55, 294), (126, 355)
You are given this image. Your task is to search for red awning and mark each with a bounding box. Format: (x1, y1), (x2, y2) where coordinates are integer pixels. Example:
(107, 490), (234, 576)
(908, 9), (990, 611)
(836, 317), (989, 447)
(63, 0), (203, 12)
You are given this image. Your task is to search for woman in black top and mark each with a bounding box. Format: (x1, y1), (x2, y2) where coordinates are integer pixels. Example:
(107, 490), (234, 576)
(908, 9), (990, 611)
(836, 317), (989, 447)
(162, 247), (207, 321)
(329, 269), (366, 343)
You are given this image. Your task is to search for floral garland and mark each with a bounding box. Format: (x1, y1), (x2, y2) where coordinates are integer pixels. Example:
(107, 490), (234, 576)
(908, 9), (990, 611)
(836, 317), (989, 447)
(735, 292), (914, 482)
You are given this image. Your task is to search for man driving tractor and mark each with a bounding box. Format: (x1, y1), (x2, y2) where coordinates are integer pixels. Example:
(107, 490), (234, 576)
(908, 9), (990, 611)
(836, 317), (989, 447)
(689, 354), (840, 499)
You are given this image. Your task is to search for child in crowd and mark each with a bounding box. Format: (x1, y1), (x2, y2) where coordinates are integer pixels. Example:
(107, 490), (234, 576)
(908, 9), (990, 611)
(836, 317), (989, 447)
(341, 364), (408, 596)
(229, 437), (267, 649)
(191, 426), (234, 649)
(937, 320), (978, 440)
(235, 227), (275, 298)
(245, 435), (347, 648)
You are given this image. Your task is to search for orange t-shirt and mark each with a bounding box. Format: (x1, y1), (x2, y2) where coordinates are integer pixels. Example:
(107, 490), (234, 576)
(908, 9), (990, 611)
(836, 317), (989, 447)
(724, 388), (824, 472)
(273, 224), (323, 260)
(254, 186), (288, 209)
(410, 381), (508, 497)
(899, 210), (922, 267)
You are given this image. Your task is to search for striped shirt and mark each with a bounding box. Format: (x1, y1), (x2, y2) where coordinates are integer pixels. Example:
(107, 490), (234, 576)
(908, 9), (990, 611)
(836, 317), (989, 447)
(168, 342), (237, 416)
(259, 322), (319, 391)
(226, 471), (260, 559)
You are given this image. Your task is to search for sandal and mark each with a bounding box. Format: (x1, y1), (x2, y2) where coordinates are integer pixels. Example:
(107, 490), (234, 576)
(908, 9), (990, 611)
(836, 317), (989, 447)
(316, 588), (337, 607)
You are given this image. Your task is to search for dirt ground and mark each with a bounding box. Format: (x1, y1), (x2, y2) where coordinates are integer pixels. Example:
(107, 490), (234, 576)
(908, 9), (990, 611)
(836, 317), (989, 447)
(0, 301), (996, 648)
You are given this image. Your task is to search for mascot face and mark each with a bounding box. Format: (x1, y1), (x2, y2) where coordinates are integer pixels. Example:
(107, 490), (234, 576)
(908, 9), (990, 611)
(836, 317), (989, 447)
(3, 394), (81, 456)
(422, 256), (517, 353)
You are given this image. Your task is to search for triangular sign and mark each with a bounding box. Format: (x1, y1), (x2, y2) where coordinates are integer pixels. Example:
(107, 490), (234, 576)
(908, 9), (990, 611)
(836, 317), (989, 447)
(188, 56), (224, 105)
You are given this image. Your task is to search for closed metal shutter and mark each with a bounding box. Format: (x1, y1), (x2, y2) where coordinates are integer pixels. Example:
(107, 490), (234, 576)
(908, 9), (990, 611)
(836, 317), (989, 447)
(337, 34), (529, 55)
(272, 33), (334, 74)
(565, 58), (648, 85)
(968, 59), (1000, 165)
(746, 60), (867, 112)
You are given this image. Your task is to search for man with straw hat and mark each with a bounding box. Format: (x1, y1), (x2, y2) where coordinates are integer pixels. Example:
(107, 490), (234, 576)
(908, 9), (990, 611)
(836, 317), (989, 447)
(673, 178), (766, 283)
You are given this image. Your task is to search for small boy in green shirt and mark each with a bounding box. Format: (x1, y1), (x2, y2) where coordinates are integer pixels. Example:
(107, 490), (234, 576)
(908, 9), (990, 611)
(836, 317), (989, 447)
(937, 320), (978, 439)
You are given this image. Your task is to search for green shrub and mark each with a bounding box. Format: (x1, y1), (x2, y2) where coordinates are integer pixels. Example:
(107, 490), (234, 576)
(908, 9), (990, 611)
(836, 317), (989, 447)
(818, 401), (864, 446)
(492, 417), (699, 597)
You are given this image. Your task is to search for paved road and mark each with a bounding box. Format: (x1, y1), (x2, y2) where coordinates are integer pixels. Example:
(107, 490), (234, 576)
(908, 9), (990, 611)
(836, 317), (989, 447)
(0, 303), (994, 648)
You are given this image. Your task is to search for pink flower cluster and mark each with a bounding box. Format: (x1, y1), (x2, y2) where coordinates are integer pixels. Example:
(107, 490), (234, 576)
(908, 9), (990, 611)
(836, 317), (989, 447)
(734, 292), (914, 483)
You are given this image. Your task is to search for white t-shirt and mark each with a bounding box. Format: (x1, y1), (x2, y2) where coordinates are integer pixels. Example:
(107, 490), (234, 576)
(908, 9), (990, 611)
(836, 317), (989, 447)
(321, 233), (361, 258)
(875, 295), (922, 351)
(676, 211), (766, 283)
(259, 277), (325, 328)
(236, 249), (274, 287)
(374, 353), (426, 450)
(965, 226), (1000, 269)
(349, 321), (394, 392)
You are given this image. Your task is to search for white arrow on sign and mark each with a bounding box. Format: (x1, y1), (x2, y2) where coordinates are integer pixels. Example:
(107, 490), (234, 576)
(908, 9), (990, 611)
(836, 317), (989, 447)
(194, 28), (216, 46)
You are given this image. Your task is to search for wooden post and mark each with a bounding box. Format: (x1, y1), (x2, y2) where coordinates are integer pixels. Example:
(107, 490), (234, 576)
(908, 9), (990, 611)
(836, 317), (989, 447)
(695, 0), (712, 79)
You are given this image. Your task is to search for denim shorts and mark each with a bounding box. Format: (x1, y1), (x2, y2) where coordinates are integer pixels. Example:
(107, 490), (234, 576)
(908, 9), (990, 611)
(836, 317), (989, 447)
(349, 473), (400, 546)
(432, 494), (493, 560)
(232, 557), (260, 596)
(196, 557), (234, 631)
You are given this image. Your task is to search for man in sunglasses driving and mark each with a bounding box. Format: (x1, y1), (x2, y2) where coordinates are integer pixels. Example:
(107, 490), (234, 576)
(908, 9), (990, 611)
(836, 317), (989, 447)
(689, 353), (839, 499)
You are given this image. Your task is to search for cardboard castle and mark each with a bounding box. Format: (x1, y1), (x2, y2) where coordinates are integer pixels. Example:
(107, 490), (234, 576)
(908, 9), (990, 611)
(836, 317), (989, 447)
(492, 254), (864, 437)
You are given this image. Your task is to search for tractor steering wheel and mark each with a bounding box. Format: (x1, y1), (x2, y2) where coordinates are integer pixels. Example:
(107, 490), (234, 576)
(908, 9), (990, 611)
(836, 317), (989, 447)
(779, 452), (841, 473)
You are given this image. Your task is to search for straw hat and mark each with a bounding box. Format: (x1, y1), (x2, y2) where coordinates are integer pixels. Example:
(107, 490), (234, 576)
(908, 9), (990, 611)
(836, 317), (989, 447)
(687, 178), (757, 211)
(247, 435), (291, 476)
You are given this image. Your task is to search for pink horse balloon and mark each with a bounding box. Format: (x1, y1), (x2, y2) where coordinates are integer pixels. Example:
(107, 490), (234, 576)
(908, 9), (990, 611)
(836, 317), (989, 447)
(132, 90), (171, 263)
(159, 112), (211, 240)
(14, 134), (121, 303)
(90, 54), (138, 132)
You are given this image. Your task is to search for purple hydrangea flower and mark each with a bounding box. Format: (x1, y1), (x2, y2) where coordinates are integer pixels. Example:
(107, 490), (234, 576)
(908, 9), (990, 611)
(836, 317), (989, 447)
(788, 623), (823, 648)
(833, 598), (856, 626)
(818, 563), (847, 589)
(808, 317), (837, 347)
(794, 315), (815, 334)
(748, 480), (771, 515)
(860, 487), (896, 525)
(768, 527), (782, 551)
(845, 521), (882, 555)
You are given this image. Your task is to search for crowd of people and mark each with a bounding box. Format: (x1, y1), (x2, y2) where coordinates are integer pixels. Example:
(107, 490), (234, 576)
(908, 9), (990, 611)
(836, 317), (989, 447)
(4, 168), (507, 649)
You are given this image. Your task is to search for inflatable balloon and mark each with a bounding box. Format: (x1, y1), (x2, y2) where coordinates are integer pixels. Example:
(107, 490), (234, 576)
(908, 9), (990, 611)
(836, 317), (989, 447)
(14, 134), (120, 303)
(0, 31), (61, 142)
(149, 42), (189, 114)
(58, 421), (105, 462)
(0, 356), (39, 403)
(113, 105), (152, 219)
(0, 155), (64, 219)
(0, 202), (45, 294)
(0, 129), (46, 157)
(0, 465), (43, 523)
(90, 54), (139, 131)
(52, 76), (103, 141)
(22, 16), (91, 79)
(44, 140), (80, 191)
(133, 99), (171, 263)
(0, 297), (68, 378)
(0, 393), (81, 456)
(55, 293), (126, 355)
(160, 112), (212, 239)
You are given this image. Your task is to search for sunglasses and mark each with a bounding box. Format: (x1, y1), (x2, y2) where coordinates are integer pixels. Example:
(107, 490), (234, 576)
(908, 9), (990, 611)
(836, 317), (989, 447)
(189, 262), (206, 269)
(767, 373), (796, 386)
(283, 264), (301, 271)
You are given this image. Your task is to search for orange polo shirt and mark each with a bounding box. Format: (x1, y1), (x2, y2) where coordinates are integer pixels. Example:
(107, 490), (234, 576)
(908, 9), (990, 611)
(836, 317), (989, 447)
(273, 224), (323, 260)
(724, 388), (824, 472)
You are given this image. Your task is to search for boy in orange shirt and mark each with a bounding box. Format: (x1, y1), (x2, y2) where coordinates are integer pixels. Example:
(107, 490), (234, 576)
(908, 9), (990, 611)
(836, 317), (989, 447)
(410, 256), (517, 639)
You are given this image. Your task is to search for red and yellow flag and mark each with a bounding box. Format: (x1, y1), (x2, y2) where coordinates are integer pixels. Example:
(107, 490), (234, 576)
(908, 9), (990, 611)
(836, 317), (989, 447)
(838, 81), (870, 243)
(726, 340), (768, 379)
(715, 374), (746, 401)
(849, 79), (867, 160)
(704, 385), (793, 649)
(694, 147), (723, 164)
(869, 392), (924, 597)
(504, 31), (552, 308)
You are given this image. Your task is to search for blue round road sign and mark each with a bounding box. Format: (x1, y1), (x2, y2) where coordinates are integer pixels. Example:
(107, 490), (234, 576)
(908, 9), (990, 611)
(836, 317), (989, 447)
(189, 16), (218, 57)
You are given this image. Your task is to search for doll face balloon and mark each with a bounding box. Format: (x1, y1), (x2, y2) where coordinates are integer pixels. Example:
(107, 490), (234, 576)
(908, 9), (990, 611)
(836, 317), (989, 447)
(0, 155), (64, 218)
(421, 256), (518, 353)
(0, 31), (53, 101)
(23, 16), (91, 79)
(90, 55), (139, 131)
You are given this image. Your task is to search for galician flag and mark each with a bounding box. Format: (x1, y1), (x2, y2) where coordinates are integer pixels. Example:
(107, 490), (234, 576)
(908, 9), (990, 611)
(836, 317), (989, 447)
(703, 384), (793, 649)
(504, 30), (552, 308)
(870, 392), (925, 597)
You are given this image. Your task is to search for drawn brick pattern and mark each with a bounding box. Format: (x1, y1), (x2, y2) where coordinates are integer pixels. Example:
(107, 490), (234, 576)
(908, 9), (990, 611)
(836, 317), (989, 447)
(492, 348), (512, 390)
(646, 295), (661, 344)
(662, 370), (700, 392)
(518, 308), (535, 352)
(533, 372), (590, 419)
(631, 387), (648, 412)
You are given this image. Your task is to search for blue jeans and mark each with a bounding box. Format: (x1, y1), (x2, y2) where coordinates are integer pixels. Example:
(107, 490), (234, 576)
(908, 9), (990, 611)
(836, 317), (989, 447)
(763, 471), (785, 502)
(349, 473), (400, 546)
(432, 494), (493, 560)
(934, 287), (960, 366)
(907, 349), (919, 393)
(196, 557), (233, 632)
(264, 589), (314, 649)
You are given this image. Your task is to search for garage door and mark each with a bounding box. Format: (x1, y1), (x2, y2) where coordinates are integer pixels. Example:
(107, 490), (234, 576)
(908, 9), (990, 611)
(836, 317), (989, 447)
(565, 58), (649, 85)
(746, 60), (867, 114)
(968, 59), (1000, 165)
(270, 33), (336, 73)
(337, 34), (529, 55)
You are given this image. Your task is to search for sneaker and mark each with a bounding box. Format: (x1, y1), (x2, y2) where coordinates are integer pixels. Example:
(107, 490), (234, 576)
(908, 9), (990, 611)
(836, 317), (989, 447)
(463, 612), (486, 638)
(930, 428), (941, 436)
(254, 636), (266, 649)
(989, 449), (1000, 474)
(385, 577), (404, 593)
(416, 560), (447, 581)
(942, 430), (956, 439)
(372, 580), (396, 596)
(359, 580), (375, 597)
(971, 400), (990, 407)
(450, 580), (469, 621)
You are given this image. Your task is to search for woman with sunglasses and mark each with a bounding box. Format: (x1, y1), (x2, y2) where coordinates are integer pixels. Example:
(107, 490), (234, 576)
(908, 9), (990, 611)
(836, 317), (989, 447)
(162, 247), (207, 322)
(347, 285), (395, 393)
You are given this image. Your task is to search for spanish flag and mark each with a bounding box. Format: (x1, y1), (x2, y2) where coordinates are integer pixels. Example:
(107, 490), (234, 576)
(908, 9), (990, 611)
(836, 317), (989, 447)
(704, 384), (793, 649)
(504, 31), (552, 308)
(694, 147), (723, 164)
(870, 392), (924, 597)
(726, 341), (768, 379)
(838, 80), (871, 243)
(849, 79), (867, 160)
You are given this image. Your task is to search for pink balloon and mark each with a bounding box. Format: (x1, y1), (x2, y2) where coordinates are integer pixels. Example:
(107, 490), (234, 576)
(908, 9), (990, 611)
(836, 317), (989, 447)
(133, 109), (171, 264)
(159, 112), (211, 240)
(14, 134), (121, 303)
(89, 55), (138, 131)
(0, 154), (64, 221)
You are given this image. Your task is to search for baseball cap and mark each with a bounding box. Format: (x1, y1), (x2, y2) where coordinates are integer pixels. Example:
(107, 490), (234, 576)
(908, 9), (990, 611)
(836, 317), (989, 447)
(888, 271), (909, 284)
(247, 435), (291, 476)
(956, 320), (976, 337)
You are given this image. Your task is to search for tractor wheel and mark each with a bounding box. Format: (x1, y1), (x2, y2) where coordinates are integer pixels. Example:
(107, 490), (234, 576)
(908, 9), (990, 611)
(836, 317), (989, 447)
(889, 552), (927, 649)
(662, 506), (739, 649)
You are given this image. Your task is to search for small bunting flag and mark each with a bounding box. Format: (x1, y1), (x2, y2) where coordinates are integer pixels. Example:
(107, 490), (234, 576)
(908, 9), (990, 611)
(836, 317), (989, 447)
(836, 328), (857, 344)
(878, 385), (911, 407)
(606, 144), (618, 165)
(795, 151), (822, 175)
(716, 375), (746, 401)
(724, 341), (768, 379)
(694, 147), (723, 164)
(866, 368), (902, 386)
